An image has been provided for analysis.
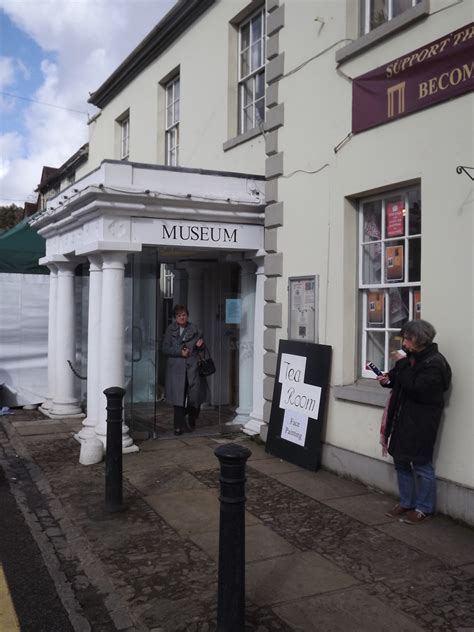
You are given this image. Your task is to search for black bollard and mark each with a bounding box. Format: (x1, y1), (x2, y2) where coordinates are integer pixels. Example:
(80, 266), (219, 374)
(215, 443), (252, 632)
(104, 386), (126, 513)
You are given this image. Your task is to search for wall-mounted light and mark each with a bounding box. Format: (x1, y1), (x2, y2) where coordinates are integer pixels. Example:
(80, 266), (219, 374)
(456, 166), (474, 181)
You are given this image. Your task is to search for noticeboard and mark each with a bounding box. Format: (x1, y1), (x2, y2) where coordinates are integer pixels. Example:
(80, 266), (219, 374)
(265, 340), (332, 471)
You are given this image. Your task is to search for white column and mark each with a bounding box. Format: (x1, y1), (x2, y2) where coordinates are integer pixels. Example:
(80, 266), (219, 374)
(232, 260), (256, 425)
(94, 252), (138, 453)
(39, 263), (58, 413)
(49, 261), (83, 418)
(76, 255), (102, 442)
(243, 258), (266, 436)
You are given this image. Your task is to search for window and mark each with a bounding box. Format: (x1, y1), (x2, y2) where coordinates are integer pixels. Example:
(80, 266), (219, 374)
(359, 186), (421, 377)
(238, 8), (265, 134)
(165, 76), (180, 166)
(360, 0), (422, 34)
(120, 116), (130, 159)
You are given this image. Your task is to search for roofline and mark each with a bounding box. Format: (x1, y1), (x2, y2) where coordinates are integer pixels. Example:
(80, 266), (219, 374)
(36, 144), (89, 192)
(88, 0), (216, 109)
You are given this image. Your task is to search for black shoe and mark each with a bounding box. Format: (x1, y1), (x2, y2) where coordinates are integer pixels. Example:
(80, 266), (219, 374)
(187, 417), (196, 431)
(174, 428), (183, 436)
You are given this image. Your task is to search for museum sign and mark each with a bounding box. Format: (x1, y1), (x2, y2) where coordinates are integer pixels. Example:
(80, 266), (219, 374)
(352, 23), (474, 133)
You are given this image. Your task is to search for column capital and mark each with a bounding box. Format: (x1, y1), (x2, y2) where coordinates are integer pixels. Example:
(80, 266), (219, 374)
(88, 254), (103, 272)
(101, 251), (129, 270)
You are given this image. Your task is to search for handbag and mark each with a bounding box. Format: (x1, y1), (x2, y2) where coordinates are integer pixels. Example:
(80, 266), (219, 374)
(198, 348), (216, 377)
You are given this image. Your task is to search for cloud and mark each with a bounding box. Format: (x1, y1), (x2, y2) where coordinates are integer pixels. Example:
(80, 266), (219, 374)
(0, 0), (177, 205)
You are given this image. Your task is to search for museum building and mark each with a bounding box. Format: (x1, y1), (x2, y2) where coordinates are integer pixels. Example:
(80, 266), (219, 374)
(31, 0), (474, 523)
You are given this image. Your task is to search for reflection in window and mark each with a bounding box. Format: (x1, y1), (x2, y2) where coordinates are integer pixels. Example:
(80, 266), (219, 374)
(360, 0), (422, 35)
(238, 8), (265, 134)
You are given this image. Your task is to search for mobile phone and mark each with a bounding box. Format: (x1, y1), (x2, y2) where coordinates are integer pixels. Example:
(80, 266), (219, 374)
(366, 361), (383, 376)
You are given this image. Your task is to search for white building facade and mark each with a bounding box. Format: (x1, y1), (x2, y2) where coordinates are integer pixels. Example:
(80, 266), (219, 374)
(31, 0), (474, 523)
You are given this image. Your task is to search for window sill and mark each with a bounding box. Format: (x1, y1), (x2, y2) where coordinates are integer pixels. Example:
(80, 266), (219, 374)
(336, 0), (430, 65)
(334, 378), (389, 407)
(223, 127), (263, 152)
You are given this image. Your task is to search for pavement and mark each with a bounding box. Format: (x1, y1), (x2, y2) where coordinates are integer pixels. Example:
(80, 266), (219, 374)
(0, 410), (473, 632)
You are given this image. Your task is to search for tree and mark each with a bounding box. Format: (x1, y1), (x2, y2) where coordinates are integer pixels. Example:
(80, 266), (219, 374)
(0, 204), (24, 231)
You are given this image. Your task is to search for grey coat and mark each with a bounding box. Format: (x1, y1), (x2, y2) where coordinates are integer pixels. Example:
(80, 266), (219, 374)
(162, 321), (207, 407)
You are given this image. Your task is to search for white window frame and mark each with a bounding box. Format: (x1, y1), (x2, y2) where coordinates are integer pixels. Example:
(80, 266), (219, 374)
(238, 7), (266, 135)
(165, 76), (180, 166)
(361, 0), (421, 35)
(358, 186), (421, 378)
(120, 116), (130, 160)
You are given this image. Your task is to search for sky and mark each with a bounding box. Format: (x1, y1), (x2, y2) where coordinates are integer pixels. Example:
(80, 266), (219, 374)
(0, 0), (176, 207)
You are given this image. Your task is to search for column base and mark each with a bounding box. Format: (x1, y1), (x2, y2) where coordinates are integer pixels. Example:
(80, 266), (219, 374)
(243, 417), (267, 437)
(75, 418), (98, 443)
(231, 411), (251, 425)
(40, 398), (53, 411)
(40, 405), (84, 419)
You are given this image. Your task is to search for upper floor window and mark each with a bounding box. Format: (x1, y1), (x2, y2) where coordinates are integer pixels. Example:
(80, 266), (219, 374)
(360, 0), (422, 34)
(120, 115), (130, 159)
(238, 8), (265, 134)
(359, 185), (421, 377)
(165, 76), (180, 166)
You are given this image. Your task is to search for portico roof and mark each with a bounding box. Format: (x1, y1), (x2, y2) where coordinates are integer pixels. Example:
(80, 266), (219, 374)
(30, 160), (266, 260)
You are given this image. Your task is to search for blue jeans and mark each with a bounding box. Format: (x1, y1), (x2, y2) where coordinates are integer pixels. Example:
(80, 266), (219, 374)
(394, 459), (436, 514)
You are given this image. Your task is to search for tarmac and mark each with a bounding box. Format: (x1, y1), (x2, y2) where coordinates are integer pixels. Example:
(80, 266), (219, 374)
(0, 409), (473, 632)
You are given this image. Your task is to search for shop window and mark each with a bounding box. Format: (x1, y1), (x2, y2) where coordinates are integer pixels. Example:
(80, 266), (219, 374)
(360, 0), (422, 35)
(359, 186), (421, 377)
(165, 76), (180, 166)
(238, 7), (265, 134)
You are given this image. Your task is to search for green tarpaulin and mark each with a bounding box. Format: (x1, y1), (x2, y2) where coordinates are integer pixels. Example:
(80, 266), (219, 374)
(0, 219), (46, 274)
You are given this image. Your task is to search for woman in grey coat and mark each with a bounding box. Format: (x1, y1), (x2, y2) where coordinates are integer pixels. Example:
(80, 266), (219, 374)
(162, 304), (207, 435)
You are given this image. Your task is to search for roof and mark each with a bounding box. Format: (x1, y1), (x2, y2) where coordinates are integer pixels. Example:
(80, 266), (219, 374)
(36, 143), (89, 193)
(88, 0), (216, 109)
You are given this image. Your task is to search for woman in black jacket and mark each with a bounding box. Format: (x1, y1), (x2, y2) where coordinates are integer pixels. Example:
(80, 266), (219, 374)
(378, 319), (451, 524)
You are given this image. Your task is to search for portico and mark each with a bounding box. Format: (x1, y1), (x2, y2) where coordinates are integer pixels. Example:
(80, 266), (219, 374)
(32, 161), (266, 454)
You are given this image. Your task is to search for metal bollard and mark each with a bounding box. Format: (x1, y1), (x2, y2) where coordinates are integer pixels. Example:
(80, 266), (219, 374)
(215, 443), (252, 632)
(104, 386), (126, 513)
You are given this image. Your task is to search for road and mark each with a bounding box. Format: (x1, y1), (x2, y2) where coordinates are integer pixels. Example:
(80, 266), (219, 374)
(0, 465), (73, 632)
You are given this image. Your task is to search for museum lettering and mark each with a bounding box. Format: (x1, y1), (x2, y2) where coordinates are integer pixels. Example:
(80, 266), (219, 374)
(162, 224), (238, 243)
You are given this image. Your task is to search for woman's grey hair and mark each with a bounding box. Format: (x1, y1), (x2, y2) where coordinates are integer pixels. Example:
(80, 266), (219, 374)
(402, 319), (436, 347)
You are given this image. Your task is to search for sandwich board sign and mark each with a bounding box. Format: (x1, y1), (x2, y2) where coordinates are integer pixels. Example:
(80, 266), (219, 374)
(266, 340), (332, 471)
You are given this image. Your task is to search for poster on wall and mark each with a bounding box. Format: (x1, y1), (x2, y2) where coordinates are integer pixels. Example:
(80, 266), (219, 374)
(225, 298), (241, 324)
(288, 276), (318, 343)
(385, 245), (404, 281)
(414, 289), (421, 320)
(266, 340), (332, 470)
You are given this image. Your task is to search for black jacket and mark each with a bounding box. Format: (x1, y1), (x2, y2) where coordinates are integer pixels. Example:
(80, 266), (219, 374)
(384, 343), (451, 464)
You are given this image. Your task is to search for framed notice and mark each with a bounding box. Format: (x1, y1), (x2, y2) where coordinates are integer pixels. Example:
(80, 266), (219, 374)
(368, 291), (384, 325)
(385, 245), (404, 282)
(266, 340), (332, 471)
(225, 298), (241, 324)
(288, 276), (318, 343)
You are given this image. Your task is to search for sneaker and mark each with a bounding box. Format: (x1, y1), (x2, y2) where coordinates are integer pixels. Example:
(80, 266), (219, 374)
(385, 503), (413, 518)
(400, 509), (432, 525)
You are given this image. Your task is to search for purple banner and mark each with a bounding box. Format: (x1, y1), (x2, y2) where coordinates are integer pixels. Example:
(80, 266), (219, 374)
(352, 23), (474, 133)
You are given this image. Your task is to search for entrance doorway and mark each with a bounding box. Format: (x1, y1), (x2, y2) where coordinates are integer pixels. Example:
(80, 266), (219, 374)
(124, 247), (248, 437)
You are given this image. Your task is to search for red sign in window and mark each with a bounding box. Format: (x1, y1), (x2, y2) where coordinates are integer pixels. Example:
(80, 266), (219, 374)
(386, 201), (405, 237)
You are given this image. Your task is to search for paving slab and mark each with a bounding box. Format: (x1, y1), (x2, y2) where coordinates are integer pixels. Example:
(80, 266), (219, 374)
(273, 586), (424, 632)
(135, 438), (187, 452)
(122, 445), (216, 472)
(323, 491), (397, 525)
(189, 522), (295, 563)
(379, 514), (474, 566)
(248, 458), (303, 475)
(272, 468), (369, 500)
(125, 466), (208, 495)
(246, 550), (358, 606)
(145, 488), (261, 536)
(13, 422), (75, 436)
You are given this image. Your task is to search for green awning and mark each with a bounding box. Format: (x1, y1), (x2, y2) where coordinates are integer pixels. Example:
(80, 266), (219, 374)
(0, 218), (47, 274)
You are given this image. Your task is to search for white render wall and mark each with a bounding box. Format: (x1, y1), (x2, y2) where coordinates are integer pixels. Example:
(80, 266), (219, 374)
(275, 1), (473, 489)
(77, 1), (265, 181)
